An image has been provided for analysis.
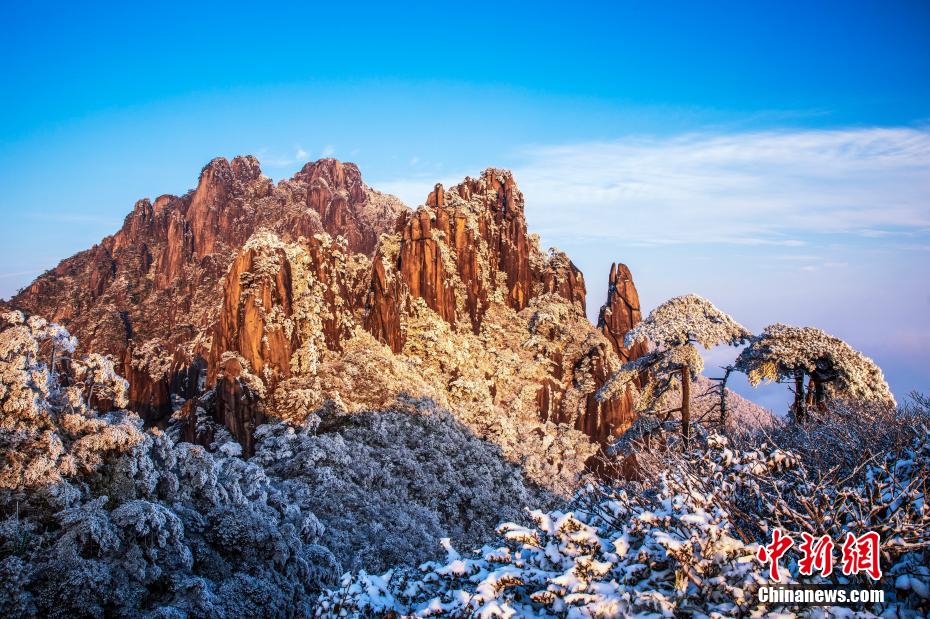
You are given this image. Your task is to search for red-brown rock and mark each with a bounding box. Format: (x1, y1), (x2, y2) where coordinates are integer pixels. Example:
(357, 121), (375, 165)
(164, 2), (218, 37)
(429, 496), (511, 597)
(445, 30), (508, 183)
(11, 156), (405, 424)
(598, 263), (648, 364)
(10, 156), (651, 455)
(364, 170), (582, 352)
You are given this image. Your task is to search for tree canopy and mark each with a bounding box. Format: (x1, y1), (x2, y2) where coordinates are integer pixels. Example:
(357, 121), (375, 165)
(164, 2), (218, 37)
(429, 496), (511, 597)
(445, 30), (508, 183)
(735, 323), (896, 410)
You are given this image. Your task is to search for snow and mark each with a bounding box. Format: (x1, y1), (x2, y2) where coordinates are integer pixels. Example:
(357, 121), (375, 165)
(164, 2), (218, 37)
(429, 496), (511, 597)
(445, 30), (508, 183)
(319, 420), (930, 617)
(736, 323), (896, 406)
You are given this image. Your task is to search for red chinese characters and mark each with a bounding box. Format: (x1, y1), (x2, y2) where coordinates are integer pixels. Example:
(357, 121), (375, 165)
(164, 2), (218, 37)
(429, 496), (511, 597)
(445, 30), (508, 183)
(757, 530), (882, 581)
(757, 528), (794, 581)
(841, 532), (883, 581)
(798, 533), (835, 577)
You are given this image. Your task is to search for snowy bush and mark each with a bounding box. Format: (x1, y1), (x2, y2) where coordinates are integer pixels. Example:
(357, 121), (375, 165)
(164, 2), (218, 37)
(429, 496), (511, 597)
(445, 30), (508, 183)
(1, 313), (560, 616)
(251, 397), (557, 573)
(316, 440), (770, 617)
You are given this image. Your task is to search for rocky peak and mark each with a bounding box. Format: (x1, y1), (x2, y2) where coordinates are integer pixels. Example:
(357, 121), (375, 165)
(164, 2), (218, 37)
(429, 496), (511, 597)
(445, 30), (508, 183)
(9, 156), (674, 468)
(186, 156), (274, 258)
(10, 155), (405, 423)
(295, 158), (365, 201)
(153, 194), (176, 213)
(366, 168), (562, 352)
(292, 158), (383, 255)
(597, 262), (648, 363)
(533, 248), (587, 314)
(230, 154), (263, 182)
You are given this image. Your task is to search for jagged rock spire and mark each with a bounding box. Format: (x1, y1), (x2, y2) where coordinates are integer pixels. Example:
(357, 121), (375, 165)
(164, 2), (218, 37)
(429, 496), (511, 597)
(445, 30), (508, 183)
(597, 262), (648, 363)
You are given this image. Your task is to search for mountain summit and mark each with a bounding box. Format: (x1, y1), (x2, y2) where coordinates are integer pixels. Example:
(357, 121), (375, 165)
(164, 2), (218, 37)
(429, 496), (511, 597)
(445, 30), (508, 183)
(13, 156), (655, 488)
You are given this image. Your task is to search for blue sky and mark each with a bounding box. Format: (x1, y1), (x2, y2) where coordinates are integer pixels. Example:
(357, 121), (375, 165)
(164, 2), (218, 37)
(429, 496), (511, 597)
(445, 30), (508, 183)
(1, 0), (928, 410)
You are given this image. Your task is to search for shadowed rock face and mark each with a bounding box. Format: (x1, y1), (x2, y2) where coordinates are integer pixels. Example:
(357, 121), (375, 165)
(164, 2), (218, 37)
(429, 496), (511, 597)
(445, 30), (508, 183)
(212, 357), (266, 457)
(10, 157), (650, 454)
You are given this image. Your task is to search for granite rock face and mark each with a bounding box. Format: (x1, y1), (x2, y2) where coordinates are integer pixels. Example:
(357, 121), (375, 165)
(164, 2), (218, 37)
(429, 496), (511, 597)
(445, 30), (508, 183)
(359, 169), (646, 448)
(365, 170), (588, 351)
(10, 157), (650, 465)
(598, 262), (648, 363)
(11, 156), (404, 425)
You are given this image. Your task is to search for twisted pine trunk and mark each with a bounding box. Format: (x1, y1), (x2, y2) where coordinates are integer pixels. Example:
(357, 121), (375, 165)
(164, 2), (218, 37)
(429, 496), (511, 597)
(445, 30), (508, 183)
(793, 370), (806, 422)
(812, 377), (826, 411)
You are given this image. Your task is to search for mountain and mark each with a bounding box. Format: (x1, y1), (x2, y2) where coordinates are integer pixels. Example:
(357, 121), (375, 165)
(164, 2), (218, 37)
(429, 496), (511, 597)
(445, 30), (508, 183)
(11, 157), (405, 420)
(8, 156), (759, 490)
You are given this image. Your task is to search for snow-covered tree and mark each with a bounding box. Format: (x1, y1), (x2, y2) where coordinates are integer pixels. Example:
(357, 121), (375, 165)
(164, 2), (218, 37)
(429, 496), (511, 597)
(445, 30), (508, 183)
(735, 323), (895, 421)
(73, 352), (130, 410)
(599, 294), (750, 446)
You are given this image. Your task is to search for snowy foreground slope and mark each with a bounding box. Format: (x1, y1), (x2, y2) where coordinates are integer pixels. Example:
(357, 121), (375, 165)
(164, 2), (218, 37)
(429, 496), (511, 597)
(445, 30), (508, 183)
(318, 429), (930, 618)
(2, 311), (929, 617)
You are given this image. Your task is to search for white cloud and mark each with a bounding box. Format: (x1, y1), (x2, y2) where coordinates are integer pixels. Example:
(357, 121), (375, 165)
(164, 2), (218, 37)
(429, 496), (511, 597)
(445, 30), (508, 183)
(372, 127), (930, 248)
(508, 127), (930, 246)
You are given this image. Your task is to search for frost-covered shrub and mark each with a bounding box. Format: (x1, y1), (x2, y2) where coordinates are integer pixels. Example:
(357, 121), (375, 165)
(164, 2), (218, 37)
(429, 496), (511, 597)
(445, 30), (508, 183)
(317, 440), (770, 617)
(753, 395), (923, 481)
(1, 419), (341, 618)
(629, 405), (930, 615)
(252, 397), (557, 573)
(1, 313), (564, 616)
(0, 311), (142, 500)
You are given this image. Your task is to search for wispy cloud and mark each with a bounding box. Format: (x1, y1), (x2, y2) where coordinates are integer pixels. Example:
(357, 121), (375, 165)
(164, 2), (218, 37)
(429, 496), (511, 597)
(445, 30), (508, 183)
(509, 127), (930, 246)
(23, 212), (119, 225)
(374, 127), (930, 249)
